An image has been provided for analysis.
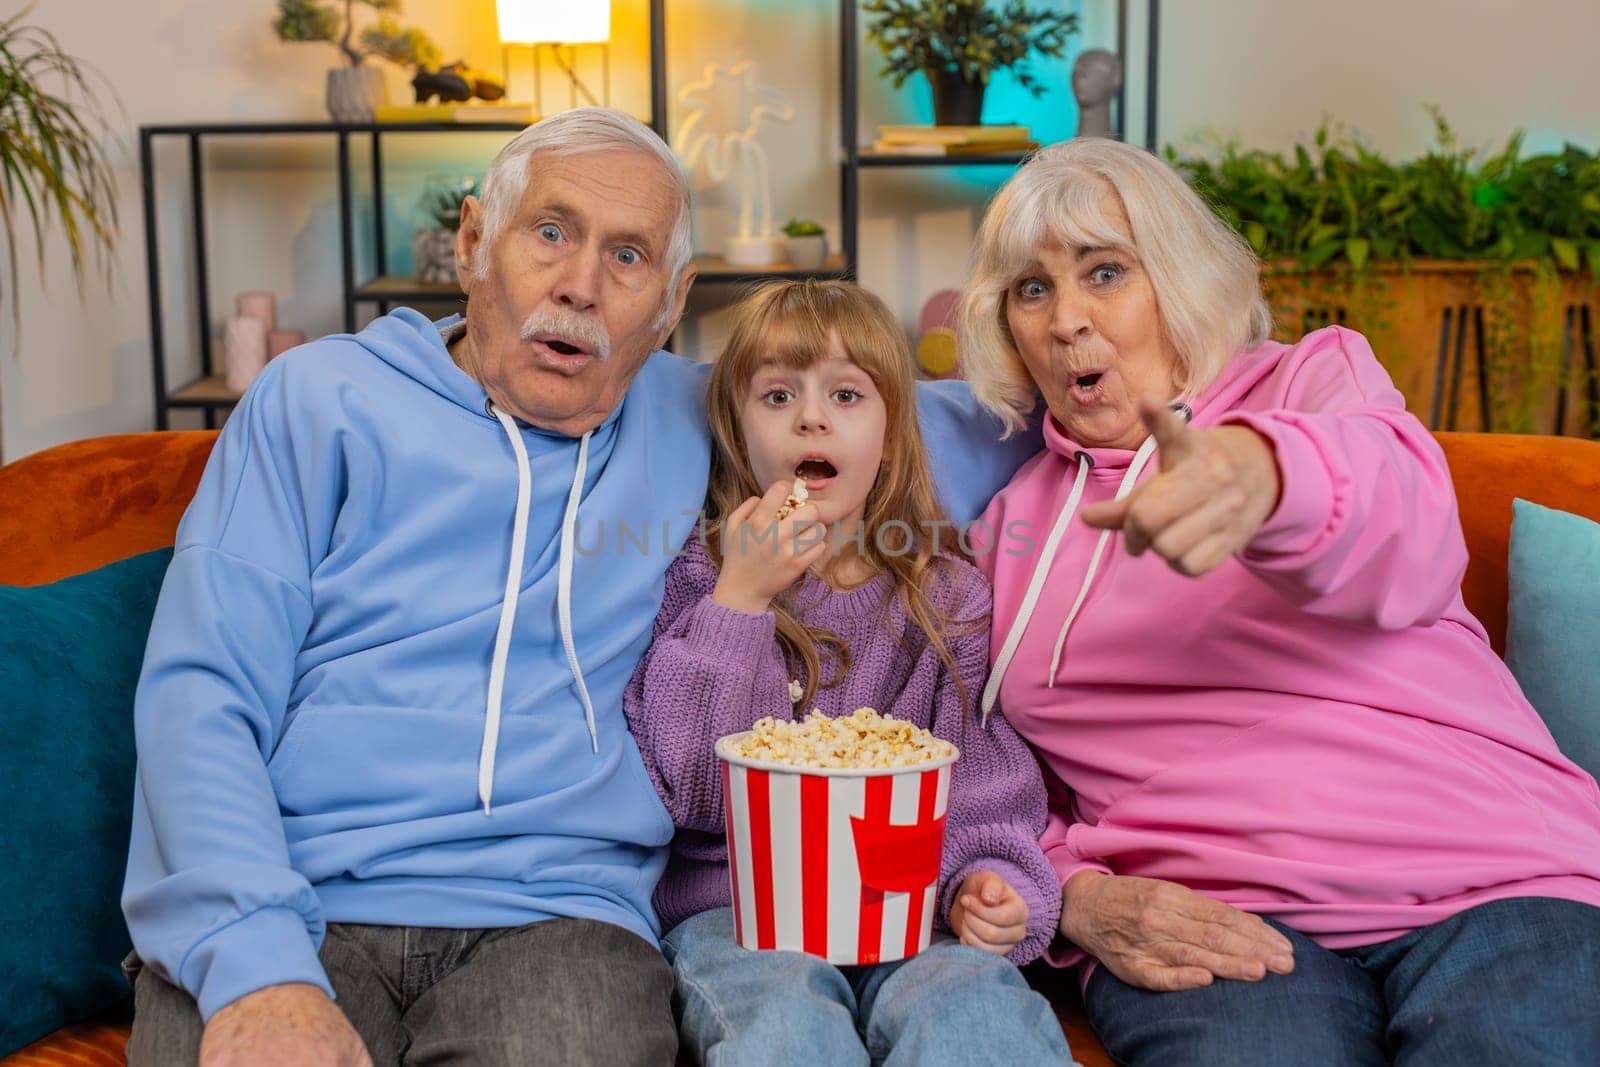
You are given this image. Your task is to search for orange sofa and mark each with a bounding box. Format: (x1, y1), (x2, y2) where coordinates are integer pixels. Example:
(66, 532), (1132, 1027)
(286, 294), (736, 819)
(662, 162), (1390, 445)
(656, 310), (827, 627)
(3, 428), (1598, 1067)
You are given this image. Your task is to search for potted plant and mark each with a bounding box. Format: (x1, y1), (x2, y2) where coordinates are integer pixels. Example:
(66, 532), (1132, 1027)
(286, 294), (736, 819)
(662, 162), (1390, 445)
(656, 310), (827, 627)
(782, 219), (828, 270)
(0, 7), (120, 462)
(863, 0), (1078, 127)
(272, 0), (441, 123)
(1171, 109), (1600, 436)
(411, 175), (477, 284)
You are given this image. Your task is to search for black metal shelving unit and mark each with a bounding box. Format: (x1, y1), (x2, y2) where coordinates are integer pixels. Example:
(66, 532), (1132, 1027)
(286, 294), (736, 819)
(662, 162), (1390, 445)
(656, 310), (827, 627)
(838, 0), (1156, 272)
(142, 0), (1158, 428)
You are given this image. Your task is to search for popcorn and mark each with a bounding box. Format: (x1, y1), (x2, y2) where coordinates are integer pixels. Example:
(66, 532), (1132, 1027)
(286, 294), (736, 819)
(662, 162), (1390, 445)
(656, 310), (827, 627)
(773, 476), (809, 521)
(729, 707), (955, 770)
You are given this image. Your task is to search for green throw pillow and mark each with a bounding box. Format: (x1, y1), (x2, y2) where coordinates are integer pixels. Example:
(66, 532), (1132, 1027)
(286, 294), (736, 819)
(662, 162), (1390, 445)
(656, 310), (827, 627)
(0, 547), (172, 1056)
(1505, 499), (1600, 780)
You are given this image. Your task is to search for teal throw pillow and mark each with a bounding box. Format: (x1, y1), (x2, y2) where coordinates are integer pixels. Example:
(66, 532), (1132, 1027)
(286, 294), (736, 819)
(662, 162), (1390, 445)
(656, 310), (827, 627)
(1505, 499), (1600, 780)
(0, 547), (172, 1056)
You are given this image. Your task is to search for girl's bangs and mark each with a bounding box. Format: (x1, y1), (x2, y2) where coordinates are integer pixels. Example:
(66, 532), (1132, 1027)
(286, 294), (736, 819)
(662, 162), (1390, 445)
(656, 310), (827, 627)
(730, 294), (834, 383)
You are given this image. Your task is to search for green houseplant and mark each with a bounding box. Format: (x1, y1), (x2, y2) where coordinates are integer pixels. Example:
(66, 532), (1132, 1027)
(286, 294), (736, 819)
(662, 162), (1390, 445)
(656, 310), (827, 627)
(862, 0), (1077, 127)
(1171, 109), (1600, 435)
(0, 7), (121, 462)
(781, 218), (827, 270)
(411, 175), (477, 284)
(272, 0), (441, 123)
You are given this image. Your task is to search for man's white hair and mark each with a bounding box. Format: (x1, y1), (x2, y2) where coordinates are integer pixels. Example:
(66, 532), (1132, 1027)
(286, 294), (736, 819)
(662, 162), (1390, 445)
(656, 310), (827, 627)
(473, 107), (694, 331)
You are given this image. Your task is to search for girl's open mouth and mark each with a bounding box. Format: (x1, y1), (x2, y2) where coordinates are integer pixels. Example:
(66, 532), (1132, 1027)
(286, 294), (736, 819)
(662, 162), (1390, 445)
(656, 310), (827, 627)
(794, 457), (838, 489)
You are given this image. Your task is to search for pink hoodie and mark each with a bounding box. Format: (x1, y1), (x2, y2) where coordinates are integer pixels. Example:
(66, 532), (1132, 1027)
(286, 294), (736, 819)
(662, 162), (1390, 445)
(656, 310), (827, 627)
(974, 326), (1600, 969)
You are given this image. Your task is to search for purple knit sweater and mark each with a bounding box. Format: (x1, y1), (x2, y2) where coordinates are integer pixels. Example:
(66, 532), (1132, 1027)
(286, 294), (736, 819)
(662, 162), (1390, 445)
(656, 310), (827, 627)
(622, 535), (1061, 964)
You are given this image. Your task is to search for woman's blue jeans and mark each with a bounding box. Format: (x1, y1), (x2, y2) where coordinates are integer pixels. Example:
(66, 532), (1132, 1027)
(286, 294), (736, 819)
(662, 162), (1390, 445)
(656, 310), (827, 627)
(1084, 896), (1600, 1065)
(661, 907), (1076, 1066)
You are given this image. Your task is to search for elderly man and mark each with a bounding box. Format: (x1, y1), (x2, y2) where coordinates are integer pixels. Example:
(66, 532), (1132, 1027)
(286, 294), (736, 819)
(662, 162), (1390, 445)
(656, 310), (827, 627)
(122, 108), (1034, 1065)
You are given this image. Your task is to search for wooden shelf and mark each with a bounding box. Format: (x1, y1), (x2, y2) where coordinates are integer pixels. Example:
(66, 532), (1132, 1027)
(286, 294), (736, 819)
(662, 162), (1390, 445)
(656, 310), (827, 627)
(352, 256), (853, 302)
(692, 253), (850, 284)
(857, 151), (1035, 168)
(168, 375), (241, 408)
(353, 276), (465, 302)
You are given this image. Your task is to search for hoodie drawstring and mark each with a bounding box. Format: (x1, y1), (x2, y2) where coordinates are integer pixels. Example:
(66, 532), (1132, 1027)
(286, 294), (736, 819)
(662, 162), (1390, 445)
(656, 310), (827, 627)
(980, 404), (1193, 722)
(558, 427), (600, 755)
(480, 404), (595, 814)
(1045, 435), (1159, 685)
(980, 454), (1093, 726)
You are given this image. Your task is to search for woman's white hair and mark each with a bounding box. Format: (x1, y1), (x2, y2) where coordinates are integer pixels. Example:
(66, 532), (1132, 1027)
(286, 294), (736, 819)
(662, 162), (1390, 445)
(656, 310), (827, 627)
(959, 138), (1273, 434)
(473, 107), (693, 331)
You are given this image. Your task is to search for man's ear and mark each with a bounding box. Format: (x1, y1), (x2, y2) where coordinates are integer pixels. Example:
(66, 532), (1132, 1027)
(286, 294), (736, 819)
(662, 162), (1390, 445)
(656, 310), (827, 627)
(455, 195), (484, 292)
(655, 263), (697, 349)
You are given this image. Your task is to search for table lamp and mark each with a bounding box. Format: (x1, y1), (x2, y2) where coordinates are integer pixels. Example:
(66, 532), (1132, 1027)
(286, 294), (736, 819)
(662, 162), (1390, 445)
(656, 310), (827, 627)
(496, 0), (612, 113)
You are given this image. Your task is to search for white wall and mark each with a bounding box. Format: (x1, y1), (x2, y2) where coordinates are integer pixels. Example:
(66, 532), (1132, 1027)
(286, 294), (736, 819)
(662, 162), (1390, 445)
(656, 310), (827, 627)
(5, 0), (1598, 460)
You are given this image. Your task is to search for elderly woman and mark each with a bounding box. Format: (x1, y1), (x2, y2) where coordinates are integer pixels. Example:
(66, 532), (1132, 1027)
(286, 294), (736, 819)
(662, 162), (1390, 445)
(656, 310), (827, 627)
(960, 138), (1600, 1064)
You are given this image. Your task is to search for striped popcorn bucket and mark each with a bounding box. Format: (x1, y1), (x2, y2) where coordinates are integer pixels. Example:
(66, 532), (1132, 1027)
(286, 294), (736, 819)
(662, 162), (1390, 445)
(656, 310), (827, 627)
(715, 732), (959, 966)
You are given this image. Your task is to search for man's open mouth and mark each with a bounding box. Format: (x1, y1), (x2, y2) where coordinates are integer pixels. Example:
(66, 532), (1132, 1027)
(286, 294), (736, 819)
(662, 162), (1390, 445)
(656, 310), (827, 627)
(538, 338), (587, 357)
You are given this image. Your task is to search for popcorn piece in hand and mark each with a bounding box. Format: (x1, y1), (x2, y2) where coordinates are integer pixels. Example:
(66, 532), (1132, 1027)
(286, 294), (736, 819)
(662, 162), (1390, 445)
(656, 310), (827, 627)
(773, 476), (809, 521)
(730, 707), (955, 770)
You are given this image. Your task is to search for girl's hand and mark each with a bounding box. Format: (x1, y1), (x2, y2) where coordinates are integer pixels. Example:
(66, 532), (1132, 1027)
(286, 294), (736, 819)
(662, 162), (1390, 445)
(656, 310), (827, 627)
(948, 870), (1029, 956)
(712, 479), (828, 614)
(1080, 398), (1282, 578)
(1060, 871), (1296, 992)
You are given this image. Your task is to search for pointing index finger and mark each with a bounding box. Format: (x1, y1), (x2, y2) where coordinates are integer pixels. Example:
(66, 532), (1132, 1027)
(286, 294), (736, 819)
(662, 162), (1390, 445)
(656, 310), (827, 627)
(1140, 396), (1193, 467)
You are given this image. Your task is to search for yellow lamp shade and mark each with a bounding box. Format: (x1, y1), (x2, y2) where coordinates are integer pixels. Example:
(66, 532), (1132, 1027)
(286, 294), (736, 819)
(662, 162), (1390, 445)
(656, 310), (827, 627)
(497, 0), (610, 44)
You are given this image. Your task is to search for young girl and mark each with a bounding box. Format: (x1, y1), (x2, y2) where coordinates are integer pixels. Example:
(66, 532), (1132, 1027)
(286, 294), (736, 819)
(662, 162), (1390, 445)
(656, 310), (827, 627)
(623, 281), (1073, 1064)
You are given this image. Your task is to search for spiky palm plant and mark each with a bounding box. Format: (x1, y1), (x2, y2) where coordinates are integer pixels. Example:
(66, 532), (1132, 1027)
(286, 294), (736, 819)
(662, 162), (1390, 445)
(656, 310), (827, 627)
(0, 6), (121, 460)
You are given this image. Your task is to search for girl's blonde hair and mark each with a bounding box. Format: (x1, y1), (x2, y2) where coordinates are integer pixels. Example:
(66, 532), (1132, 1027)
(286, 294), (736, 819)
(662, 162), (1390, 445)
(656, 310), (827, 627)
(704, 280), (984, 712)
(959, 138), (1274, 435)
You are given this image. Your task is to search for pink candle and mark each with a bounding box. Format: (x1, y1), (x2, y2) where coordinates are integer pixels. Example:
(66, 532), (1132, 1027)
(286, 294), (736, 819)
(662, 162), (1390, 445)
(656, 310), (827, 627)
(268, 328), (305, 359)
(235, 290), (276, 332)
(224, 315), (269, 394)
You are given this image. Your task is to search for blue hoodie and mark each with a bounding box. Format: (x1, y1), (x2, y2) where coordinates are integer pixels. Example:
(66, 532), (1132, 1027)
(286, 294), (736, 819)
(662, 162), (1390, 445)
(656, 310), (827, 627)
(123, 308), (1036, 1020)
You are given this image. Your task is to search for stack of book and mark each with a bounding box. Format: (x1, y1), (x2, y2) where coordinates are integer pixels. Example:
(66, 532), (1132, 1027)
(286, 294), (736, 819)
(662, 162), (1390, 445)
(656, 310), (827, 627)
(869, 124), (1038, 156)
(373, 101), (541, 124)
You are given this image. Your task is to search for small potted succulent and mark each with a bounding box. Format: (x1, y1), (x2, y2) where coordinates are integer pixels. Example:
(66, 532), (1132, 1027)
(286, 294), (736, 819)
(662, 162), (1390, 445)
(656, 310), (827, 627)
(782, 219), (828, 270)
(411, 175), (477, 284)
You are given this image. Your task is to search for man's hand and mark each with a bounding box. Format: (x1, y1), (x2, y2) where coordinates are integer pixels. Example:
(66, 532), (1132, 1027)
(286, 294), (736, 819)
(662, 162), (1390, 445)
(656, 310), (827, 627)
(1060, 871), (1296, 992)
(948, 870), (1029, 956)
(1080, 398), (1282, 578)
(199, 983), (371, 1067)
(712, 479), (828, 614)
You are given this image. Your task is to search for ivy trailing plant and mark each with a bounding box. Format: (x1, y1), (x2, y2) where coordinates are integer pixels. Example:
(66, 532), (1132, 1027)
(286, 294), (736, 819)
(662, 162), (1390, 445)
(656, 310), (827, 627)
(1170, 108), (1600, 433)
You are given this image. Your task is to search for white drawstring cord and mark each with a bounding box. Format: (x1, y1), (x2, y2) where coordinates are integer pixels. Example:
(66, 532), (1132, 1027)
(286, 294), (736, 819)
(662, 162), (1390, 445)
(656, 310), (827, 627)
(479, 406), (599, 814)
(558, 431), (599, 753)
(482, 405), (533, 814)
(1046, 435), (1159, 685)
(980, 454), (1093, 726)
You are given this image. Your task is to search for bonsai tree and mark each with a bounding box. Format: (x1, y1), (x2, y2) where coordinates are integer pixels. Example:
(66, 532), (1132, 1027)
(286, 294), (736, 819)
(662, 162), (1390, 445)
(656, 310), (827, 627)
(0, 7), (120, 458)
(272, 0), (440, 69)
(863, 0), (1077, 124)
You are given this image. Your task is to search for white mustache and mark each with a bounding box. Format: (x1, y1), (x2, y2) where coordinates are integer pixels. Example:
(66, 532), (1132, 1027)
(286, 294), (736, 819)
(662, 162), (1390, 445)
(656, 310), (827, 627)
(519, 311), (611, 361)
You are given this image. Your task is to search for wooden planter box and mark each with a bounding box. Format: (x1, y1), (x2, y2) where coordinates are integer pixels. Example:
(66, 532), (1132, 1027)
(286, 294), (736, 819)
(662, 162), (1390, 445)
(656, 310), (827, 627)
(1262, 260), (1599, 437)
